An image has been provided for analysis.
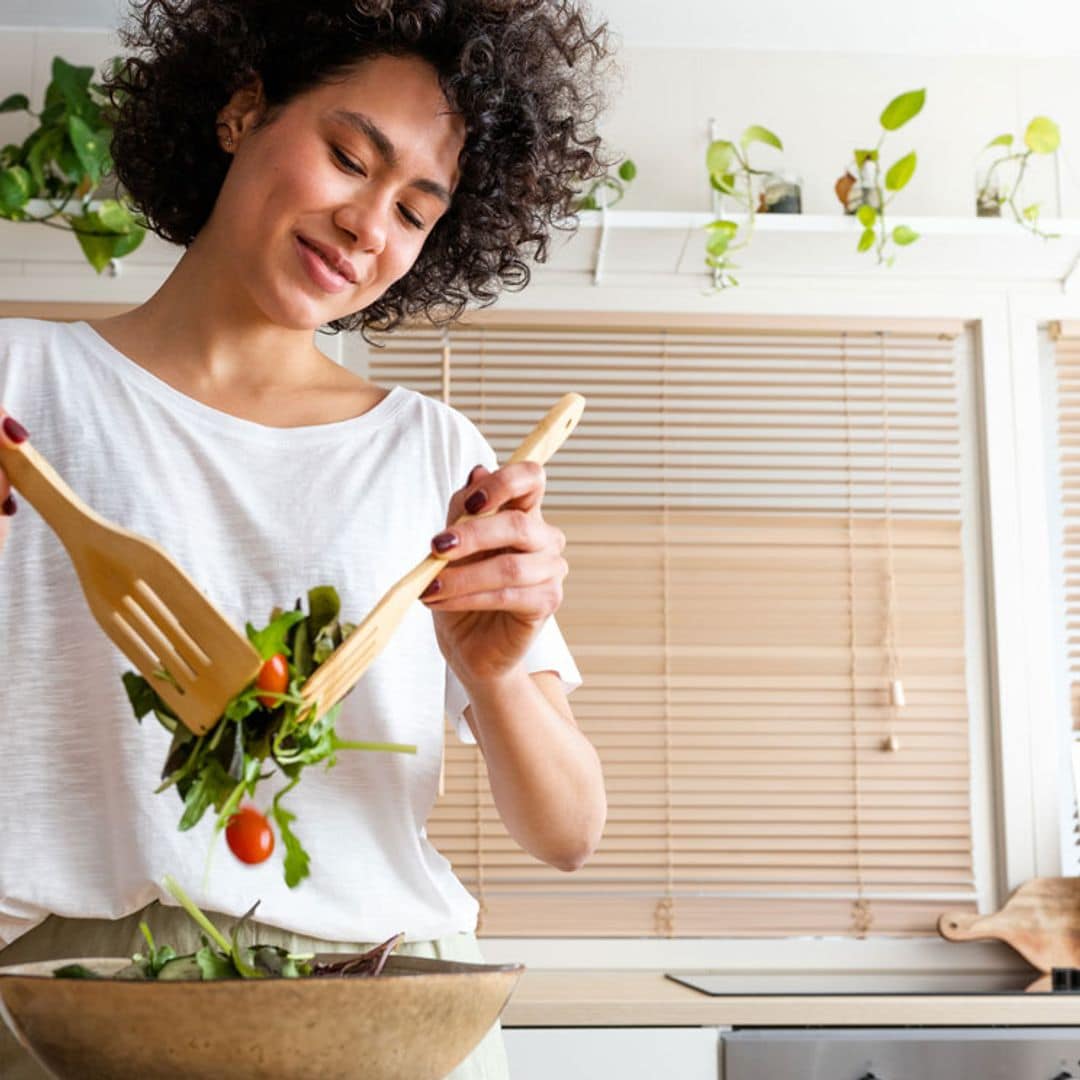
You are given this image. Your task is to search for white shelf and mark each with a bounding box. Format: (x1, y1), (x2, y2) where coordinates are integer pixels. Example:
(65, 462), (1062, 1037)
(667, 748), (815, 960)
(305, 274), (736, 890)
(553, 210), (1080, 290)
(3, 208), (1080, 304)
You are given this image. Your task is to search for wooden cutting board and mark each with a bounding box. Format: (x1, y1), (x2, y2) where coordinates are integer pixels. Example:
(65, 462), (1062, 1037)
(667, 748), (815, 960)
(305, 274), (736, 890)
(938, 876), (1080, 974)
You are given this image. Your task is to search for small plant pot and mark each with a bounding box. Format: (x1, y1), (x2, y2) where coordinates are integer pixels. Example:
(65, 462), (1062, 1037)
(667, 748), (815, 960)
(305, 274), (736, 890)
(759, 170), (802, 214)
(836, 162), (881, 216)
(976, 191), (1003, 218)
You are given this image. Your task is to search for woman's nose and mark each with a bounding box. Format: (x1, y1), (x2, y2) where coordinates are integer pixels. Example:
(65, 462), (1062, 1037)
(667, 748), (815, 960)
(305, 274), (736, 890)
(333, 200), (388, 257)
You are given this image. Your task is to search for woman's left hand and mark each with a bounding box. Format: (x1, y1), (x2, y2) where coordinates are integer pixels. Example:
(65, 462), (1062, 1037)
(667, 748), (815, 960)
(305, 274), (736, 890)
(421, 461), (568, 687)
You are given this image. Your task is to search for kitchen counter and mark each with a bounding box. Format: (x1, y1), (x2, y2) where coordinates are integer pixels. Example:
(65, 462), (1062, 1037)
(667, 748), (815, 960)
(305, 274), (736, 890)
(501, 970), (1080, 1027)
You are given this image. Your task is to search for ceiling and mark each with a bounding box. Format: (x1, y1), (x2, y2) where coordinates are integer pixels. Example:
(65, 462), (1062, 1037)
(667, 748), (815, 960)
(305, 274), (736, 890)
(2, 0), (1079, 56)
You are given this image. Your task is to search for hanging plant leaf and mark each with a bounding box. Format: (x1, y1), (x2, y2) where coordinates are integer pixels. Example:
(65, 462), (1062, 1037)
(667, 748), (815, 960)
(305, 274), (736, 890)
(706, 139), (737, 180)
(67, 115), (108, 185)
(68, 210), (128, 273)
(0, 93), (29, 113)
(885, 151), (917, 193)
(0, 166), (32, 215)
(1024, 116), (1061, 155)
(879, 88), (926, 132)
(49, 56), (95, 122)
(740, 125), (783, 152)
(892, 224), (919, 245)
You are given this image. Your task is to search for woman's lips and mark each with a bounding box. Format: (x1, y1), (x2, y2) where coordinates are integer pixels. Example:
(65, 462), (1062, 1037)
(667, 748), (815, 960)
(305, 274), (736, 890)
(296, 235), (351, 294)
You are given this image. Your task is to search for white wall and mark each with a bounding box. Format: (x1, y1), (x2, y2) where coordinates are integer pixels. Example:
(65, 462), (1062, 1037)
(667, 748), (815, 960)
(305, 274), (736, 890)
(603, 0), (1080, 55)
(4, 27), (1080, 224)
(600, 49), (1080, 218)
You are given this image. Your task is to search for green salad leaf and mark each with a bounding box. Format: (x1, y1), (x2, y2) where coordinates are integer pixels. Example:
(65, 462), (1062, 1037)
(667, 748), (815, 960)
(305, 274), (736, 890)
(53, 875), (404, 982)
(123, 586), (416, 887)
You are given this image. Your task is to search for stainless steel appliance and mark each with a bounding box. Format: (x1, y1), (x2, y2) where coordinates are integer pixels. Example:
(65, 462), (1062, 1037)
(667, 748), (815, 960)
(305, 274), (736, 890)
(723, 1028), (1080, 1079)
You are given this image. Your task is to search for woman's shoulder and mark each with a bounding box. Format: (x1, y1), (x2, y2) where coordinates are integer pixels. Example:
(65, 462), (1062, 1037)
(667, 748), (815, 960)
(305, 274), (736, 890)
(0, 316), (79, 357)
(385, 386), (497, 474)
(390, 385), (488, 442)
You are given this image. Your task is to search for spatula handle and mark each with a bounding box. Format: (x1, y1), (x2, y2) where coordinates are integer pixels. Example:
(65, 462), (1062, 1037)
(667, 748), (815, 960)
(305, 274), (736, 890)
(0, 439), (103, 548)
(413, 392), (585, 590)
(299, 394), (586, 723)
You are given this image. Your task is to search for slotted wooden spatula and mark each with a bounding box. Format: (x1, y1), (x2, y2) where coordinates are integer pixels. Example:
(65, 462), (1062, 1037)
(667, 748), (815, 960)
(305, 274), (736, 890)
(0, 437), (262, 736)
(298, 392), (586, 724)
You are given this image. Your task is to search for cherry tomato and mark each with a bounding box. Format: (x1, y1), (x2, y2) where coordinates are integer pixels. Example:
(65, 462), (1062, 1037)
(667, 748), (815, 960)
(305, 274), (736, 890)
(255, 653), (289, 708)
(226, 805), (275, 865)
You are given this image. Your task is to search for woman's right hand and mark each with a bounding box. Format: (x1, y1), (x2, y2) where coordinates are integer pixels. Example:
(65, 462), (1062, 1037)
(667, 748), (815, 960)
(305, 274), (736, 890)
(0, 410), (27, 557)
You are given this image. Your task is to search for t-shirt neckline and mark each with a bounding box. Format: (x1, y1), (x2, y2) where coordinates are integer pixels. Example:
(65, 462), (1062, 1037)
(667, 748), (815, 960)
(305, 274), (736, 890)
(70, 319), (406, 446)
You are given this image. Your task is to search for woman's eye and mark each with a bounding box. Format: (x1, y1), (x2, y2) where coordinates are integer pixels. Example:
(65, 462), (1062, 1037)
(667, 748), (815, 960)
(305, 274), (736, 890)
(333, 145), (425, 230)
(332, 146), (366, 176)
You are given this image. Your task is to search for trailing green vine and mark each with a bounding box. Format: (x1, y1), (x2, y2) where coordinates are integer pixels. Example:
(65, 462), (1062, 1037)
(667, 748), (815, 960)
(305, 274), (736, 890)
(0, 56), (146, 273)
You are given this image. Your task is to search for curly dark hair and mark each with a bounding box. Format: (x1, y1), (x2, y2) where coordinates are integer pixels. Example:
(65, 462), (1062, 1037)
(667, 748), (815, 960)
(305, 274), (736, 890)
(104, 0), (614, 332)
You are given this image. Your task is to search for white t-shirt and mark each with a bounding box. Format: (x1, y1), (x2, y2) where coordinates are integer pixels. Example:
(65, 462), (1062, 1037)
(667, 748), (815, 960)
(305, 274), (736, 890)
(0, 318), (581, 948)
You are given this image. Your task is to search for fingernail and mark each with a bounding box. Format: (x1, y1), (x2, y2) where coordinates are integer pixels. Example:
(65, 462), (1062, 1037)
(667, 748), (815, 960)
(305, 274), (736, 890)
(420, 578), (441, 599)
(467, 464), (484, 485)
(432, 531), (458, 554)
(464, 489), (488, 515)
(1, 494), (16, 516)
(2, 417), (28, 444)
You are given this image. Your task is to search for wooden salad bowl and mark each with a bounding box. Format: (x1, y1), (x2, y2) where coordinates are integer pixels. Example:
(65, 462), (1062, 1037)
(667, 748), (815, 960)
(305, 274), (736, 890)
(0, 952), (523, 1079)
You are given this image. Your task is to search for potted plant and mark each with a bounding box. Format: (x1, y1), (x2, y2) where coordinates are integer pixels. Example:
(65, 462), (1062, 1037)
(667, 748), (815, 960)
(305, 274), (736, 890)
(0, 56), (146, 274)
(704, 123), (789, 288)
(975, 116), (1061, 238)
(835, 88), (925, 265)
(574, 157), (637, 211)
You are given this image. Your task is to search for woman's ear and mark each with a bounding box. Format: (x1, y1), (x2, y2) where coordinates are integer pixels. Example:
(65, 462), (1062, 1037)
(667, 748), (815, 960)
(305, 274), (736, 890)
(215, 77), (267, 152)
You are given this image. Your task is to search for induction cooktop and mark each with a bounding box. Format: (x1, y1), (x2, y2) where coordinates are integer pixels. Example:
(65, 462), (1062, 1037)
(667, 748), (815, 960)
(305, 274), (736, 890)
(664, 970), (1050, 995)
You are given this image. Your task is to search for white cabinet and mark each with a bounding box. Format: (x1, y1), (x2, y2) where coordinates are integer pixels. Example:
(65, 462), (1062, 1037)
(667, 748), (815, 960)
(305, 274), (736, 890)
(502, 1027), (721, 1080)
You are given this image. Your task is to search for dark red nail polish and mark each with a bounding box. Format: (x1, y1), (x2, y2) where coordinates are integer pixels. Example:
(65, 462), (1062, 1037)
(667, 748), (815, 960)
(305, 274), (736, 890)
(2, 417), (28, 444)
(1, 494), (16, 516)
(464, 489), (488, 515)
(432, 531), (458, 554)
(420, 578), (441, 599)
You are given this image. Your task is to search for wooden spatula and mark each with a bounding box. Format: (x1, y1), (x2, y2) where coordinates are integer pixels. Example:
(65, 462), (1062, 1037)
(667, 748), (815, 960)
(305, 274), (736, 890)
(938, 876), (1080, 974)
(298, 392), (586, 724)
(0, 438), (262, 736)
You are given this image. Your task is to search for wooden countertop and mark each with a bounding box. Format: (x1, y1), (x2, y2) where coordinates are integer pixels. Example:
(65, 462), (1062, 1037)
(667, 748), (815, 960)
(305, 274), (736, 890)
(501, 970), (1080, 1027)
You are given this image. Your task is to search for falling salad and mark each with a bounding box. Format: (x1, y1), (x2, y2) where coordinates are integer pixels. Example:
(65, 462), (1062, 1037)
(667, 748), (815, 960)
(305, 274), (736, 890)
(121, 586), (415, 888)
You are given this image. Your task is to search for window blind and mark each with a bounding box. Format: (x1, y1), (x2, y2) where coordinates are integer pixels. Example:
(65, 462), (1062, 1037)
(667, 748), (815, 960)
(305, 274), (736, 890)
(1050, 323), (1080, 866)
(364, 316), (977, 938)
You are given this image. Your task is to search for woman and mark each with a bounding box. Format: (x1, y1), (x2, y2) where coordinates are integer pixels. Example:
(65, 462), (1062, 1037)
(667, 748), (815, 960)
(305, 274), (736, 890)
(0, 1), (610, 1075)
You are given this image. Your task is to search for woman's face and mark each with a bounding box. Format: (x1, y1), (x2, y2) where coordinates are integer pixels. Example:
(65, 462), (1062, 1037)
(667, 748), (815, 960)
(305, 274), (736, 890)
(209, 53), (466, 330)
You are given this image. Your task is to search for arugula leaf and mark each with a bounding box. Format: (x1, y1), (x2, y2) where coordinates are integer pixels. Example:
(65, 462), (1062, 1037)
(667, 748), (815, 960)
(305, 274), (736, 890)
(246, 609), (306, 660)
(178, 759), (234, 831)
(135, 921), (178, 976)
(251, 944), (310, 978)
(195, 943), (238, 981)
(229, 903), (266, 979)
(271, 783), (311, 888)
(122, 671), (159, 720)
(53, 963), (103, 979)
(305, 586), (341, 637)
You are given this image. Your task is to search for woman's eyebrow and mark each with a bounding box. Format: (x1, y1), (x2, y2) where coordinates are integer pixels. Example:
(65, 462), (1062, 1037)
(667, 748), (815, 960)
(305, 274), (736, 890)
(328, 108), (452, 205)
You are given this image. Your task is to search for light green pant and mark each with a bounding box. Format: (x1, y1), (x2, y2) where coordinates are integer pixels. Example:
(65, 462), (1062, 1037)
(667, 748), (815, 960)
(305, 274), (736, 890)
(0, 902), (510, 1080)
